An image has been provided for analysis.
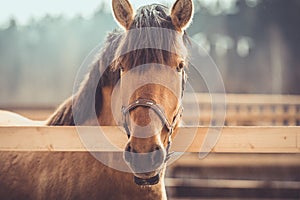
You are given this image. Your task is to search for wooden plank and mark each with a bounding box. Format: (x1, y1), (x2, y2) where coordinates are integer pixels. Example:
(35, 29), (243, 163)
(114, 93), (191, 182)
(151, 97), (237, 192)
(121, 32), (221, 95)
(0, 126), (299, 153)
(214, 127), (299, 153)
(183, 93), (300, 105)
(168, 153), (300, 167)
(183, 113), (300, 120)
(2, 94), (299, 123)
(0, 126), (127, 152)
(297, 133), (300, 149)
(165, 178), (300, 189)
(0, 126), (85, 151)
(182, 112), (300, 126)
(173, 127), (300, 153)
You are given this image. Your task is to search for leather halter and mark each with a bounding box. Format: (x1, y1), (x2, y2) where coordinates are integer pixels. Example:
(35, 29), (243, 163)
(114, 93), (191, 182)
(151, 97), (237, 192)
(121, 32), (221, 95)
(121, 70), (186, 162)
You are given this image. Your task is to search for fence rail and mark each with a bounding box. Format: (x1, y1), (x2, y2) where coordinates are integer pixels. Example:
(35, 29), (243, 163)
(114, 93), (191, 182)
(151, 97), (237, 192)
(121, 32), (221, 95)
(166, 153), (300, 200)
(1, 94), (300, 200)
(2, 93), (300, 126)
(0, 126), (299, 200)
(182, 93), (300, 126)
(0, 126), (299, 153)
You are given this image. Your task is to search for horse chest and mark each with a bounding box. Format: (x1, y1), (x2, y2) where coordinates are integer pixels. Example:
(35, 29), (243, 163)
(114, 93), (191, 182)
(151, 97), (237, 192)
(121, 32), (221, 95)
(0, 152), (167, 200)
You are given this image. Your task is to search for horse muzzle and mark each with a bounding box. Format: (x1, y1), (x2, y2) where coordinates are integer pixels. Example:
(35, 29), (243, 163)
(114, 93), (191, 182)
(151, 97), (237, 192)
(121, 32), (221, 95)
(124, 144), (165, 186)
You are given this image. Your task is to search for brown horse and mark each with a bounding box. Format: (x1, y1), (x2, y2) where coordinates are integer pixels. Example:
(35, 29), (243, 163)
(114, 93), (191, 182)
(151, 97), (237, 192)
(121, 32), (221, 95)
(0, 0), (193, 199)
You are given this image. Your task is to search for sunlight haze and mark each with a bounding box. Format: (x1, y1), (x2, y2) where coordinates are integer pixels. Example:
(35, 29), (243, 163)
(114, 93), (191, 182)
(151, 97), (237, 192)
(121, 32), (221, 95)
(0, 0), (172, 26)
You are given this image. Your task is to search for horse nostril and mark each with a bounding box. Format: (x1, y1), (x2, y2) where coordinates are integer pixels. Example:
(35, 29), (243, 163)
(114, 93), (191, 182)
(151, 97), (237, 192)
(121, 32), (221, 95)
(123, 144), (166, 173)
(125, 143), (132, 152)
(124, 143), (132, 163)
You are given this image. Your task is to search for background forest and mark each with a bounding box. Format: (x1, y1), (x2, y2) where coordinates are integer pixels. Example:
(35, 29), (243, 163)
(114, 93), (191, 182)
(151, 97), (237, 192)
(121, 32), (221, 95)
(0, 0), (299, 106)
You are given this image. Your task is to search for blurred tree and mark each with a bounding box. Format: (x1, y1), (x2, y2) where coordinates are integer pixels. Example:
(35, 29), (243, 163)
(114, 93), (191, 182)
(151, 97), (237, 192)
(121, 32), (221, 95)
(0, 0), (300, 106)
(256, 0), (300, 93)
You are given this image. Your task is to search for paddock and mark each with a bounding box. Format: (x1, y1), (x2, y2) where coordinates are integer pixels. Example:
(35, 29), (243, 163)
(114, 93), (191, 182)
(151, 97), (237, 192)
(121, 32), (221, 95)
(1, 93), (300, 199)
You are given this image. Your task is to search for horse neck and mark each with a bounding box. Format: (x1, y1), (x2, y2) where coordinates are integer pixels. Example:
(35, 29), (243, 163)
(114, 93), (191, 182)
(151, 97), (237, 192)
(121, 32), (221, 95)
(97, 86), (117, 126)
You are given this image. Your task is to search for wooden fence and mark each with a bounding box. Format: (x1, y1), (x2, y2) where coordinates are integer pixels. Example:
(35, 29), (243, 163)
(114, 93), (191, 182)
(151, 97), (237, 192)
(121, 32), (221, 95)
(182, 93), (300, 126)
(3, 93), (300, 126)
(0, 126), (300, 199)
(1, 93), (300, 199)
(166, 153), (300, 200)
(0, 126), (299, 153)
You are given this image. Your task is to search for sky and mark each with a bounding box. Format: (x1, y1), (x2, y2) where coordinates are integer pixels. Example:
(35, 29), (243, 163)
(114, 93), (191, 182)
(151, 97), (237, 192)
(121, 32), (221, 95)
(0, 0), (247, 27)
(0, 0), (172, 26)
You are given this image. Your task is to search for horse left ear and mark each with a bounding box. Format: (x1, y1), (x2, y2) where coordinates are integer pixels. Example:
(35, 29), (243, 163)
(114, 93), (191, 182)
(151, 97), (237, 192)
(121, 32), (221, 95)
(112, 0), (134, 30)
(171, 0), (194, 31)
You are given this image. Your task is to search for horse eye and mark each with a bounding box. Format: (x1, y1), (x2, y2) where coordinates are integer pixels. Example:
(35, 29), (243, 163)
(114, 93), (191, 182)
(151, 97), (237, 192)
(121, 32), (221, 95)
(177, 62), (184, 72)
(120, 65), (125, 72)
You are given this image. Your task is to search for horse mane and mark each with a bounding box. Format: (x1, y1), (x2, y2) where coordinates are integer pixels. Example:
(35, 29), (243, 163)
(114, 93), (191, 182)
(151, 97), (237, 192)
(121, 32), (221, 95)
(47, 30), (123, 125)
(47, 3), (190, 126)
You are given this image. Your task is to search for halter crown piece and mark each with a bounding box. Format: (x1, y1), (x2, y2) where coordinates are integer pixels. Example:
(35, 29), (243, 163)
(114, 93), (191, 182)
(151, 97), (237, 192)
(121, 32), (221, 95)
(121, 70), (186, 163)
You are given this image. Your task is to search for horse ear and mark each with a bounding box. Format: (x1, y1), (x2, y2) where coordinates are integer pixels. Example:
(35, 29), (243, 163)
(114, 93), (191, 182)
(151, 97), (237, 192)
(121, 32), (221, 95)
(171, 0), (194, 30)
(112, 0), (134, 30)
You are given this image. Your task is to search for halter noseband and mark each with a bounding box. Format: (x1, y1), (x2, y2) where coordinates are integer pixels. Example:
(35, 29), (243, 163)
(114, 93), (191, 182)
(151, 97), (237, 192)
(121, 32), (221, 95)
(121, 99), (183, 162)
(121, 70), (186, 162)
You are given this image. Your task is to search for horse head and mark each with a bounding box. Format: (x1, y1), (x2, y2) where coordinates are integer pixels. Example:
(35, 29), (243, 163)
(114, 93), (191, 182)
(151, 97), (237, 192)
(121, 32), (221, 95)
(112, 0), (194, 185)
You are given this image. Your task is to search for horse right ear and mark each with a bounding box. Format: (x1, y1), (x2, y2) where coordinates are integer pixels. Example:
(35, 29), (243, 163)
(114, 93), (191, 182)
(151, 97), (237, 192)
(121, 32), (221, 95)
(112, 0), (134, 30)
(171, 0), (194, 31)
